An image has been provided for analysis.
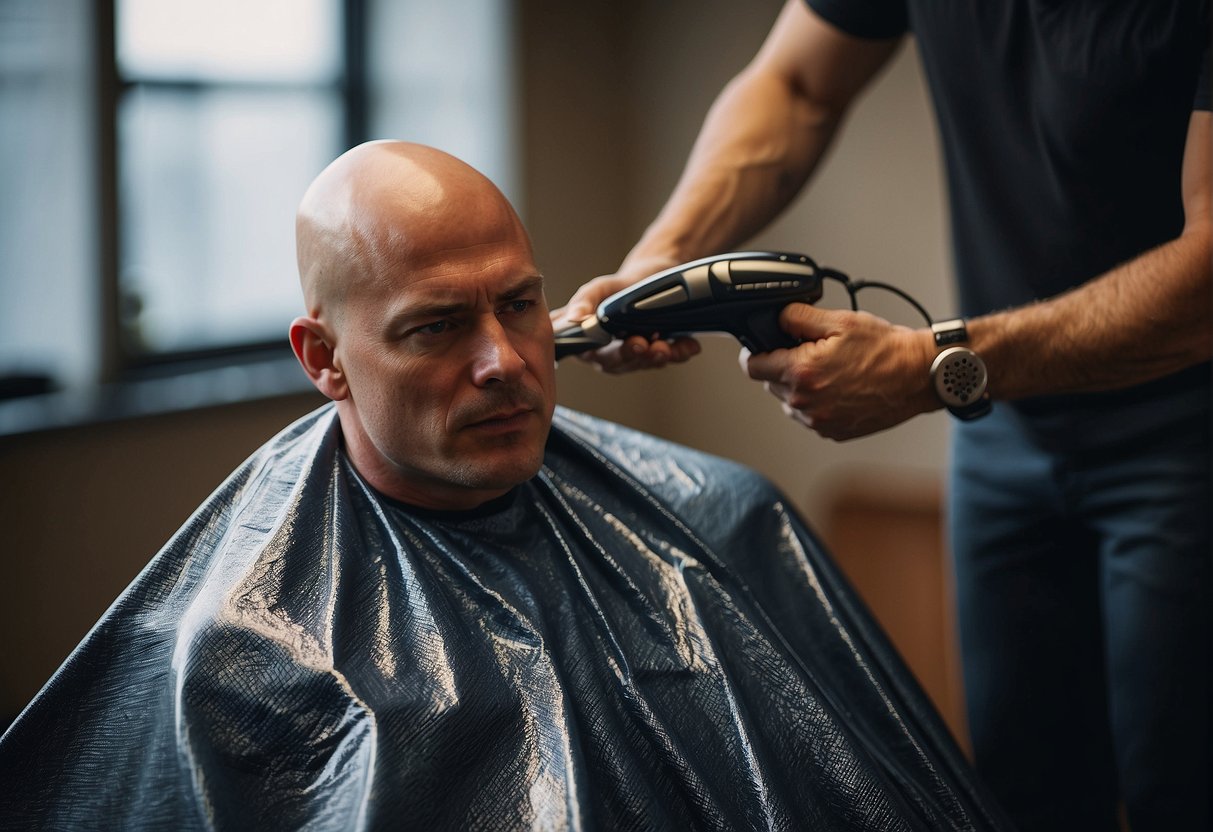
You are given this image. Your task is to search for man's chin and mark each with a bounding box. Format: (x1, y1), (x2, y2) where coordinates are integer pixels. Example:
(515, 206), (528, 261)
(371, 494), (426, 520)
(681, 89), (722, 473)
(453, 441), (546, 491)
(466, 419), (549, 463)
(441, 418), (551, 497)
(480, 451), (546, 490)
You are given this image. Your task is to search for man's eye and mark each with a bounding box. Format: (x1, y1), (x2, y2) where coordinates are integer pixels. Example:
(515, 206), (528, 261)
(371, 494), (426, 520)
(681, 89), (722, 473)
(416, 321), (449, 336)
(502, 299), (534, 315)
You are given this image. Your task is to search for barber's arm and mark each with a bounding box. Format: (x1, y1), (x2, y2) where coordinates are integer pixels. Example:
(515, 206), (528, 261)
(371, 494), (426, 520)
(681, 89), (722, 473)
(744, 110), (1213, 441)
(970, 111), (1212, 397)
(554, 0), (901, 372)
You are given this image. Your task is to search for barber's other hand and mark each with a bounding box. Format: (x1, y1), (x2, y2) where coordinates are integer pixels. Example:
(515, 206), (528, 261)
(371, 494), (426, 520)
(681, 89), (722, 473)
(742, 303), (937, 441)
(551, 256), (702, 373)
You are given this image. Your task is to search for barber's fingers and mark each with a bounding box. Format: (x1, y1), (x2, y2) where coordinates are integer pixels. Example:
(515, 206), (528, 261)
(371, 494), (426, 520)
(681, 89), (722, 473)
(743, 302), (855, 381)
(554, 257), (700, 373)
(552, 275), (627, 330)
(557, 255), (683, 324)
(739, 309), (837, 414)
(782, 400), (814, 430)
(743, 350), (817, 414)
(779, 302), (846, 342)
(739, 339), (801, 385)
(557, 273), (632, 324)
(575, 333), (702, 374)
(739, 348), (792, 395)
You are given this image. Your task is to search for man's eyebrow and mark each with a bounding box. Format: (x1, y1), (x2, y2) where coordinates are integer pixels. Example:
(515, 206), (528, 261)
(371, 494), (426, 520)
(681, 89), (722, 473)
(386, 274), (545, 329)
(395, 298), (466, 320)
(383, 295), (465, 333)
(498, 274), (546, 300)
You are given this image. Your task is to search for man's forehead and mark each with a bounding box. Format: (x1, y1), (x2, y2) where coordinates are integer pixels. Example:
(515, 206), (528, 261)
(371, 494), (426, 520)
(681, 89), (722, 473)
(396, 266), (545, 297)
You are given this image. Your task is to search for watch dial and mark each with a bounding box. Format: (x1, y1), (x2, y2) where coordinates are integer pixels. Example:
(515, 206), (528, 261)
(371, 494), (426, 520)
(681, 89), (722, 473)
(937, 350), (986, 405)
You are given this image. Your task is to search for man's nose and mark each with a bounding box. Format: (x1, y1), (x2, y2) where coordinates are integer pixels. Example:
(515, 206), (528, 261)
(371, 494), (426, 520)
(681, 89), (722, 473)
(470, 318), (527, 386)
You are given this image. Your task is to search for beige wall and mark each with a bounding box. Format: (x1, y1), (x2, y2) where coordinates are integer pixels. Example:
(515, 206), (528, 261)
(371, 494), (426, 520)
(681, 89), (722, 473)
(1, 0), (955, 723)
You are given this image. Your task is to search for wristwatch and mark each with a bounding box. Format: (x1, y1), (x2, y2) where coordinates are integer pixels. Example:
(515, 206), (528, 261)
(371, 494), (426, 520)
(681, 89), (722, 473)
(929, 319), (991, 420)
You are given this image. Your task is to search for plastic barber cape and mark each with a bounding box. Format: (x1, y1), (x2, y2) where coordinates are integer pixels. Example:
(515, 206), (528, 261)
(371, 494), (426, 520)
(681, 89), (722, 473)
(0, 406), (1009, 830)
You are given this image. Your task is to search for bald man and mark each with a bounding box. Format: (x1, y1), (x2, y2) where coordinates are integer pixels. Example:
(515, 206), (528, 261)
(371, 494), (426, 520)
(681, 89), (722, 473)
(0, 142), (1010, 831)
(288, 141), (556, 510)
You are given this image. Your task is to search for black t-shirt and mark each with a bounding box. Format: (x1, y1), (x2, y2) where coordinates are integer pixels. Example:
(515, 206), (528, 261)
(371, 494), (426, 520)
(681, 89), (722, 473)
(806, 0), (1211, 425)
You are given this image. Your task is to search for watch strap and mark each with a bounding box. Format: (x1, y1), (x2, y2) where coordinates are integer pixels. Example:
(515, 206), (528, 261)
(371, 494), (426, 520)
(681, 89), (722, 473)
(929, 319), (992, 420)
(931, 318), (970, 347)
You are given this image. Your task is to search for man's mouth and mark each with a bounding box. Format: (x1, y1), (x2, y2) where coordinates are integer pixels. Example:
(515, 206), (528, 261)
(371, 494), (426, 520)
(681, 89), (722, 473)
(464, 406), (534, 432)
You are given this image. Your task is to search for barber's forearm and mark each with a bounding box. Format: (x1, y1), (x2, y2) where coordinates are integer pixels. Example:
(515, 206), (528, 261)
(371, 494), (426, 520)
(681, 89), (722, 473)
(967, 226), (1213, 400)
(622, 0), (903, 276)
(622, 68), (840, 271)
(966, 110), (1213, 401)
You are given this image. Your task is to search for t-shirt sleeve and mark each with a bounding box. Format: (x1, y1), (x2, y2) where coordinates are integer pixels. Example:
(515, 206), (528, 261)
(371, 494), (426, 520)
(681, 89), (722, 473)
(804, 0), (908, 40)
(1195, 46), (1211, 111)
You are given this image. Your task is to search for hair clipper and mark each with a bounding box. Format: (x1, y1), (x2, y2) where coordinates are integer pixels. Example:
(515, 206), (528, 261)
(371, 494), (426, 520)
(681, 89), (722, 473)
(554, 251), (823, 360)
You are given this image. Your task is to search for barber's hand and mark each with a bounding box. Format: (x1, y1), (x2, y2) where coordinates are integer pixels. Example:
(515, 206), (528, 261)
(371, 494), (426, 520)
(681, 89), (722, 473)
(551, 256), (702, 373)
(742, 303), (937, 441)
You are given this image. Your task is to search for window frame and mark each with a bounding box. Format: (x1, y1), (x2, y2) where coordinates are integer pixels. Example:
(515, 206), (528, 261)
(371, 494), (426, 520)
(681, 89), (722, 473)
(94, 0), (368, 382)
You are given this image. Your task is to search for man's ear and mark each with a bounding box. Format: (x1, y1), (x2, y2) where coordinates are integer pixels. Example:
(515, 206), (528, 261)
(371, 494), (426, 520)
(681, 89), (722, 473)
(289, 316), (349, 401)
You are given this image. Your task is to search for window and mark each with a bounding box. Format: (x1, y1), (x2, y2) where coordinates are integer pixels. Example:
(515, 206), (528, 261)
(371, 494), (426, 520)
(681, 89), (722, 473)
(115, 0), (349, 359)
(0, 0), (516, 430)
(0, 0), (98, 394)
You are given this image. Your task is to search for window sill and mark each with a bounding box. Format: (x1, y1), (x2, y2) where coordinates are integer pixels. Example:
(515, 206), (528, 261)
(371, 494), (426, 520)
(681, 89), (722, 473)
(0, 351), (318, 438)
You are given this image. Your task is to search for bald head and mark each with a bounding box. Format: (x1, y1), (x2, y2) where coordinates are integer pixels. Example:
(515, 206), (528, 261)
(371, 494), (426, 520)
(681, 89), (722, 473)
(296, 140), (531, 326)
(289, 141), (555, 510)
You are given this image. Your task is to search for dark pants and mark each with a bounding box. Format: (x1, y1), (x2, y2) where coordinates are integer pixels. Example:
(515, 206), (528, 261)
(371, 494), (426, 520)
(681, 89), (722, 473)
(950, 401), (1211, 832)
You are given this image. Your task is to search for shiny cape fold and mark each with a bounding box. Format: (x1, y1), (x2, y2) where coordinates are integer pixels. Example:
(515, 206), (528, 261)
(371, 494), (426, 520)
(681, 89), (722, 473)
(0, 406), (1008, 830)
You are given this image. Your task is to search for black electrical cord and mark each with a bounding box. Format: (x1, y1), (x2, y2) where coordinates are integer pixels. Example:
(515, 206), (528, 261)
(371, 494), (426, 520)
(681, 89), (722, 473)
(818, 266), (935, 326)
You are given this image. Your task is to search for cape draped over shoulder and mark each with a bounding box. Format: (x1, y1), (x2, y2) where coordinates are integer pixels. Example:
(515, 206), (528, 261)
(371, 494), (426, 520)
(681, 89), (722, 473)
(0, 405), (1008, 831)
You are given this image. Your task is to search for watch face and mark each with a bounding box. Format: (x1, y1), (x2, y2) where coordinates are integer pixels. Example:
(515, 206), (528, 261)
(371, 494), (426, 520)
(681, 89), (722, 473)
(932, 346), (987, 407)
